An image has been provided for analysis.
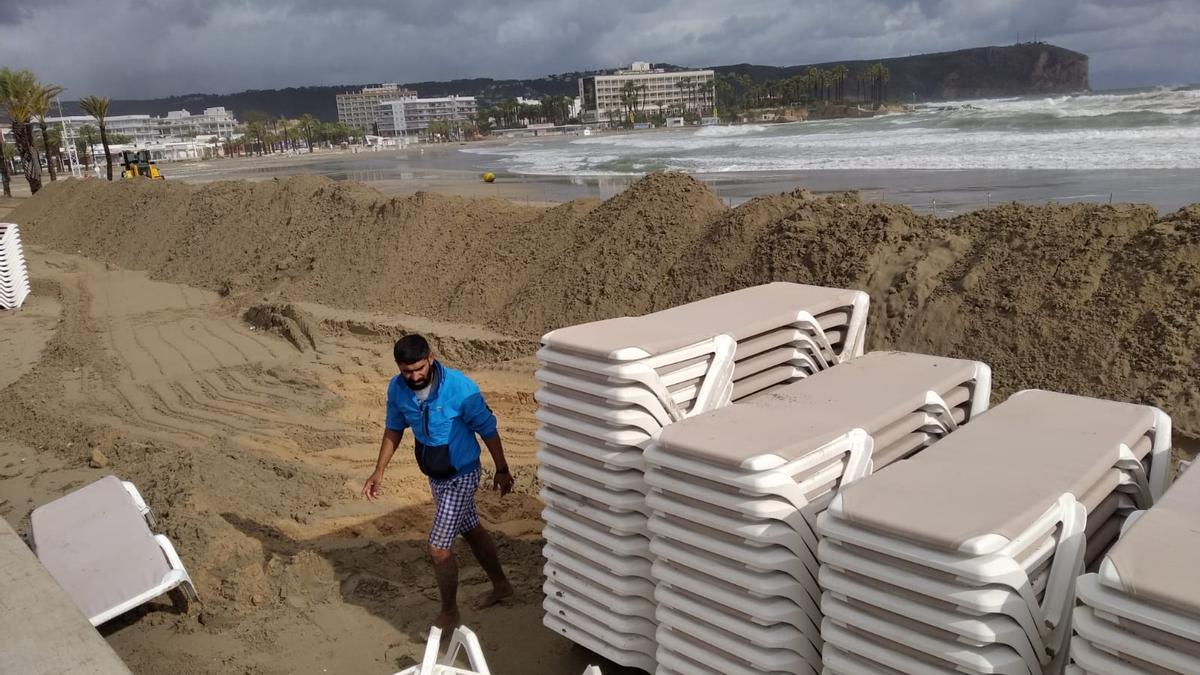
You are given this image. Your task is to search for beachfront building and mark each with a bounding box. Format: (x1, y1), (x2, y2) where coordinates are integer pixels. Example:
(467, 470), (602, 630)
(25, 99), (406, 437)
(44, 114), (163, 144)
(159, 107), (238, 139)
(47, 108), (241, 144)
(336, 83), (419, 132)
(578, 61), (716, 124)
(376, 95), (478, 137)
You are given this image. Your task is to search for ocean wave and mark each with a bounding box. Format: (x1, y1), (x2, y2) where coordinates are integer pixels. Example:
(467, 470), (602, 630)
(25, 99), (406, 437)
(458, 85), (1200, 174)
(692, 124), (769, 136)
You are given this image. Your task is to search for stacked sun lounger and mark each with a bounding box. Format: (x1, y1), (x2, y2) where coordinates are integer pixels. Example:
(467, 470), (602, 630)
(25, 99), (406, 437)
(816, 390), (1172, 675)
(0, 222), (31, 310)
(31, 476), (199, 626)
(1069, 462), (1200, 675)
(535, 282), (870, 672)
(643, 350), (992, 675)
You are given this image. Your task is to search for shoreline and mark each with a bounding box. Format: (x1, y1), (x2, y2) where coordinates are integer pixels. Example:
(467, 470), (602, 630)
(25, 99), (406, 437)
(144, 140), (1200, 216)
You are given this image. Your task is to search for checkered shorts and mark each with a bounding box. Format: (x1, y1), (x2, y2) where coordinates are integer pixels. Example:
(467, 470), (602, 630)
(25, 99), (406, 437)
(428, 468), (481, 549)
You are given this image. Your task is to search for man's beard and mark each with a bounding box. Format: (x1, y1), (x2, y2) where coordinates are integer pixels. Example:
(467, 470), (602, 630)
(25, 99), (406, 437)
(404, 374), (431, 390)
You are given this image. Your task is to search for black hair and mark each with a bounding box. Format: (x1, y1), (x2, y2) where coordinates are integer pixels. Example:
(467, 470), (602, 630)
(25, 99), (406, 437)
(393, 334), (431, 364)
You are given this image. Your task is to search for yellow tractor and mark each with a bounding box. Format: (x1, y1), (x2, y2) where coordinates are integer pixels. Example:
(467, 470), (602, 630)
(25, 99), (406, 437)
(120, 150), (165, 180)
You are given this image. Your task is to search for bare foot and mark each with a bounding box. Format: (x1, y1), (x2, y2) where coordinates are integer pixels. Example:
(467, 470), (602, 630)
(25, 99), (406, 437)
(432, 608), (460, 631)
(473, 581), (514, 610)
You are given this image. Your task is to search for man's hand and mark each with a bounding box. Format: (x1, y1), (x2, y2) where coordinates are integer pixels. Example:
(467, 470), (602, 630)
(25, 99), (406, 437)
(362, 471), (384, 501)
(492, 469), (514, 497)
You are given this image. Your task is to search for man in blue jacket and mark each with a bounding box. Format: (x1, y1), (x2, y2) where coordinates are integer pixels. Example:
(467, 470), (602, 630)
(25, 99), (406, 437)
(362, 334), (514, 630)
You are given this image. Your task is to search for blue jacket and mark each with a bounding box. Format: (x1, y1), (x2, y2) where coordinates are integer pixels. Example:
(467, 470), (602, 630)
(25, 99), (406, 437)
(385, 361), (498, 480)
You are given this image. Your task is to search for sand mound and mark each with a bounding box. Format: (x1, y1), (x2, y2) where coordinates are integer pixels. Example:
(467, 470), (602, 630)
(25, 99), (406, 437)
(13, 174), (1200, 442)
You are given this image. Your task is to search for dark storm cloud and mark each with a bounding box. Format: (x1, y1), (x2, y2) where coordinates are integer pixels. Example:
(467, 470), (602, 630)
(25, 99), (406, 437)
(0, 0), (1194, 98)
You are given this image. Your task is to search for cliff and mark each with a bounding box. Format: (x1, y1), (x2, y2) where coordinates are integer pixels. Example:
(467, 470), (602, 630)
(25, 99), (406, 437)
(720, 43), (1089, 101)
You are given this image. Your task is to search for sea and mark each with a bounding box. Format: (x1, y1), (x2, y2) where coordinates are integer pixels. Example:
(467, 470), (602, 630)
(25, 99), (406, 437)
(461, 85), (1200, 214)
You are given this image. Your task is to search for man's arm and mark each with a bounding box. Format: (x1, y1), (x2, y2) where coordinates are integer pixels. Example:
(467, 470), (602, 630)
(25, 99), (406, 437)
(481, 433), (514, 497)
(363, 428), (403, 500)
(461, 389), (513, 495)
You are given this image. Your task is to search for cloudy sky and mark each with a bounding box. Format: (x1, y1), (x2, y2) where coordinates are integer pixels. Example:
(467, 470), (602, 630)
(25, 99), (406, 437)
(0, 0), (1196, 99)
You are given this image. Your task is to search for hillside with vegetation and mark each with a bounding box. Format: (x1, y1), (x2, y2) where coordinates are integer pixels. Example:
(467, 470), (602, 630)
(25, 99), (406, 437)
(59, 43), (1087, 121)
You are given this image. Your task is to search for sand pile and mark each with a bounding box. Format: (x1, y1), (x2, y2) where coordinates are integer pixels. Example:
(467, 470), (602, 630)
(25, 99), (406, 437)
(13, 174), (1200, 442)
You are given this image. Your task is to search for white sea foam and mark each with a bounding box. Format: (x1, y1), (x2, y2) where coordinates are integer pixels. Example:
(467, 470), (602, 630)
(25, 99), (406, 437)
(460, 86), (1200, 174)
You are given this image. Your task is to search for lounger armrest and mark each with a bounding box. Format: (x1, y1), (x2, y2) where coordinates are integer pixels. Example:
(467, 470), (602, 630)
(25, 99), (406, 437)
(442, 626), (491, 674)
(121, 481), (156, 528)
(153, 534), (200, 602)
(1148, 407), (1172, 499)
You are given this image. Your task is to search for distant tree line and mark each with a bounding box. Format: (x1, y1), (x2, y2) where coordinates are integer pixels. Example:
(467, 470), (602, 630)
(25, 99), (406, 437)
(714, 62), (892, 121)
(235, 111), (363, 157)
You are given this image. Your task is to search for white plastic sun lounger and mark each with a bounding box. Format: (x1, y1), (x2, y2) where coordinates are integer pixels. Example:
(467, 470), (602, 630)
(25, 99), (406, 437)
(0, 223), (31, 310)
(0, 517), (133, 675)
(543, 542), (654, 596)
(1073, 605), (1200, 673)
(1068, 637), (1151, 675)
(652, 557), (815, 628)
(541, 282), (867, 365)
(820, 565), (1044, 671)
(1068, 456), (1200, 672)
(30, 475), (199, 626)
(817, 390), (1170, 671)
(645, 351), (989, 483)
(655, 582), (820, 654)
(544, 613), (656, 672)
(649, 535), (825, 628)
(544, 579), (657, 636)
(394, 625), (493, 675)
(543, 532), (652, 580)
(538, 283), (869, 419)
(544, 593), (657, 653)
(822, 595), (1033, 674)
(657, 622), (810, 675)
(541, 509), (651, 560)
(656, 603), (820, 673)
(543, 565), (655, 619)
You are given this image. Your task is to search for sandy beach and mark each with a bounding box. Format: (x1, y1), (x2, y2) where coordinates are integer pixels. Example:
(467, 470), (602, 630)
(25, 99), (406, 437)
(1, 170), (1198, 674)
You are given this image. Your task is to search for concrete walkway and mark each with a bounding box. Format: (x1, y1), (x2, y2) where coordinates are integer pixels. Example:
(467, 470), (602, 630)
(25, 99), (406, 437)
(0, 518), (131, 674)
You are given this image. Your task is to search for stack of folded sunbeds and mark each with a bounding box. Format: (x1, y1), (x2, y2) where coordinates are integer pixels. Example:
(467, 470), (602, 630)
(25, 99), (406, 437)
(1070, 462), (1200, 674)
(535, 282), (869, 672)
(643, 350), (992, 675)
(0, 222), (31, 310)
(816, 390), (1172, 675)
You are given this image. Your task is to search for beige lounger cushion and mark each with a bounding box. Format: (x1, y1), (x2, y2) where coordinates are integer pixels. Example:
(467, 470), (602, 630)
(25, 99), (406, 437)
(838, 390), (1156, 551)
(657, 351), (983, 468)
(31, 476), (174, 621)
(1105, 461), (1200, 615)
(542, 282), (862, 359)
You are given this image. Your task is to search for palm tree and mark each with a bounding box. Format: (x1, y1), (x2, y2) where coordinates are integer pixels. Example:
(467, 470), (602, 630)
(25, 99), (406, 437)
(804, 67), (820, 101)
(0, 123), (10, 197)
(620, 80), (640, 125)
(298, 114), (317, 153)
(832, 65), (849, 103)
(77, 123), (96, 169)
(278, 117), (292, 152)
(675, 76), (693, 117)
(33, 82), (65, 181)
(78, 95), (113, 180)
(0, 68), (45, 193)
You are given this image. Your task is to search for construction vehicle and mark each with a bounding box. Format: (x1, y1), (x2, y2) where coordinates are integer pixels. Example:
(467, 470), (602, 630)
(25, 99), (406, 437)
(120, 150), (165, 180)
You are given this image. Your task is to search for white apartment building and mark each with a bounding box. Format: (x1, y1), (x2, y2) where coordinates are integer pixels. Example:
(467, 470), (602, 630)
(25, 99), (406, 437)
(159, 107), (238, 139)
(578, 61), (716, 123)
(336, 83), (418, 131)
(45, 114), (163, 144)
(376, 95), (478, 137)
(48, 107), (242, 145)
